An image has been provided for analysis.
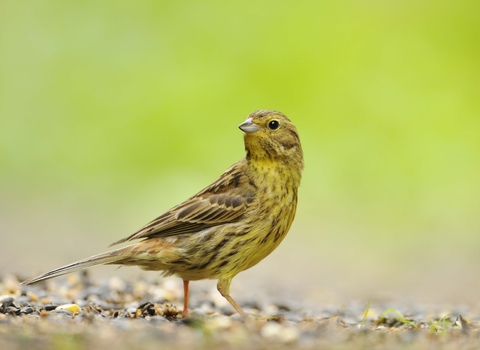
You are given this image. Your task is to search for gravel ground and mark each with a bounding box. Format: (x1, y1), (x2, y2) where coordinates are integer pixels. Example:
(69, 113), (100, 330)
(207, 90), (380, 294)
(1, 273), (480, 350)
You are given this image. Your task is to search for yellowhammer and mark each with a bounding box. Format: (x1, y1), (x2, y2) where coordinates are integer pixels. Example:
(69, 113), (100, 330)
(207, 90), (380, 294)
(23, 110), (304, 317)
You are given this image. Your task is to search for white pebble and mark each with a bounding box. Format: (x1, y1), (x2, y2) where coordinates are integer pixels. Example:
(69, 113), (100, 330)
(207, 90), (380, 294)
(261, 323), (299, 343)
(108, 276), (127, 291)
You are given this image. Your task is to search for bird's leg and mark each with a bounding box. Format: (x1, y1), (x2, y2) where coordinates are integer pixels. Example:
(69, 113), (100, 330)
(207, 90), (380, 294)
(182, 280), (190, 317)
(217, 278), (246, 317)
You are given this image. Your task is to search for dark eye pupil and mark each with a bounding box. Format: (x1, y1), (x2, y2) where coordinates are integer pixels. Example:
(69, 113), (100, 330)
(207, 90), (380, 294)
(268, 120), (279, 130)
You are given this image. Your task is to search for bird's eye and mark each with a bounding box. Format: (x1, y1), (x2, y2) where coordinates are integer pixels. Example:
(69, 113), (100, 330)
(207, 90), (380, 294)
(268, 120), (280, 130)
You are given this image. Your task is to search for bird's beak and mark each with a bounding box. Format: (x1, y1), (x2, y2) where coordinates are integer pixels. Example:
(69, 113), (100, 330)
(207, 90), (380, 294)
(238, 118), (260, 133)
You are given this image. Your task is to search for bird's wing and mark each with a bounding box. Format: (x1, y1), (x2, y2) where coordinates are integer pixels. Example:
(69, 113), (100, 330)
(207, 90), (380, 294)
(110, 161), (256, 245)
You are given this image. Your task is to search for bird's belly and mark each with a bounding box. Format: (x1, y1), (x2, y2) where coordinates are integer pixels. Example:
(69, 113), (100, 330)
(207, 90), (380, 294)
(135, 201), (295, 281)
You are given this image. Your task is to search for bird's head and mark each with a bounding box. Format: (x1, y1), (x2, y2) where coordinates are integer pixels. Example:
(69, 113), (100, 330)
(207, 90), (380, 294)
(239, 110), (303, 170)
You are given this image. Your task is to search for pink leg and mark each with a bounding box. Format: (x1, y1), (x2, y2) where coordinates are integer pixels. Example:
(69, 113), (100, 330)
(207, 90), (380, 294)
(182, 280), (190, 317)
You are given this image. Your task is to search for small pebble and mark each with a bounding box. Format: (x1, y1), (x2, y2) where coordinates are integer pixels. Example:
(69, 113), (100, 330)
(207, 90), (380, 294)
(191, 309), (206, 317)
(109, 276), (127, 292)
(0, 297), (15, 313)
(44, 305), (59, 311)
(205, 316), (232, 331)
(148, 315), (169, 324)
(56, 304), (81, 315)
(20, 306), (35, 314)
(261, 322), (282, 338)
(261, 322), (300, 343)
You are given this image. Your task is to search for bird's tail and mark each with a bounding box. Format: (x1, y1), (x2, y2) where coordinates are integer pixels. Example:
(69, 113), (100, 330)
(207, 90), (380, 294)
(21, 246), (131, 285)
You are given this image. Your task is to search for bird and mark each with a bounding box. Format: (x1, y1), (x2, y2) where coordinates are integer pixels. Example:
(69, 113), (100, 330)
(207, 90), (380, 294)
(22, 110), (304, 317)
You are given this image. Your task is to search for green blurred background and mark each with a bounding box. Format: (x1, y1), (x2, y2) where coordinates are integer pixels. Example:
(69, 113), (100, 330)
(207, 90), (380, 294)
(1, 1), (479, 305)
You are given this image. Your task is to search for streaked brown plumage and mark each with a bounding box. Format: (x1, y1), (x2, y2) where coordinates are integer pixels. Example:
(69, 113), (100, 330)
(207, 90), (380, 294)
(22, 110), (304, 317)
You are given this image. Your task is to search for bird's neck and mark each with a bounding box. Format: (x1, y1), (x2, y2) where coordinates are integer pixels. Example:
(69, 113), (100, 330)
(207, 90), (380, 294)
(246, 155), (303, 190)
